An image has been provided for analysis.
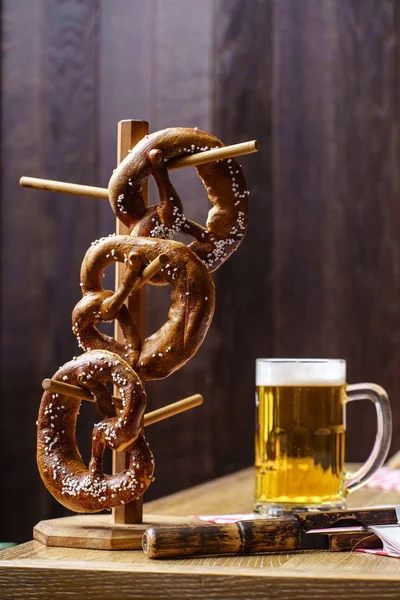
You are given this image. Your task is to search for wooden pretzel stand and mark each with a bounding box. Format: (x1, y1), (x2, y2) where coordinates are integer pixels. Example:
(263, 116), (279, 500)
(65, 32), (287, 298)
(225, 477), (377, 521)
(21, 119), (258, 551)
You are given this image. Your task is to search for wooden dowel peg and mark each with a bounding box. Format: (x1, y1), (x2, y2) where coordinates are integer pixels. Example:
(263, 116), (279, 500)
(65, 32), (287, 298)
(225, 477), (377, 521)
(133, 254), (168, 290)
(114, 120), (148, 525)
(166, 139), (258, 171)
(41, 378), (203, 427)
(19, 139), (259, 200)
(143, 394), (202, 427)
(19, 177), (109, 199)
(42, 377), (103, 404)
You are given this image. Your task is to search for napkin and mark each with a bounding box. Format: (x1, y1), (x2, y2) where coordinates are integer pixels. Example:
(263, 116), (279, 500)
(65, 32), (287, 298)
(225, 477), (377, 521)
(366, 467), (400, 491)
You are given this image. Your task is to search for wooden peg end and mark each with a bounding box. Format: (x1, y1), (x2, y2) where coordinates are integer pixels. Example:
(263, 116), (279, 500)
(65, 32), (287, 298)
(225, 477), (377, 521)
(41, 377), (203, 427)
(42, 378), (52, 391)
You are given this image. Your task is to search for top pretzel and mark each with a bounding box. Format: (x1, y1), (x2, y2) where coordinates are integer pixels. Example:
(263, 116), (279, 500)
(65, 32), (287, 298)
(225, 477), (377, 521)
(108, 127), (249, 273)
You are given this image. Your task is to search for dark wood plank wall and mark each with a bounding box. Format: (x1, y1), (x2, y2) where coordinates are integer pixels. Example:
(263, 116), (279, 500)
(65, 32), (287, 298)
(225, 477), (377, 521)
(212, 0), (275, 475)
(144, 0), (217, 495)
(271, 0), (400, 459)
(334, 0), (400, 457)
(1, 0), (399, 542)
(1, 0), (102, 540)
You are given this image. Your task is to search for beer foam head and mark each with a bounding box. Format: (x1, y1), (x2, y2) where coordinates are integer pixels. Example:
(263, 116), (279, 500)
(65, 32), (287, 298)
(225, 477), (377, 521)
(256, 359), (346, 386)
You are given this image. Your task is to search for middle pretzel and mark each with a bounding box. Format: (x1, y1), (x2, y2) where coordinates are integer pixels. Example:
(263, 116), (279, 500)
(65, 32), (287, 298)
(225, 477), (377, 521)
(72, 235), (216, 381)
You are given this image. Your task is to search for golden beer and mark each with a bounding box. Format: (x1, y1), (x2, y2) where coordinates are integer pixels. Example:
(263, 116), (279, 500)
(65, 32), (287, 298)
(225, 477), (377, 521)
(255, 359), (347, 512)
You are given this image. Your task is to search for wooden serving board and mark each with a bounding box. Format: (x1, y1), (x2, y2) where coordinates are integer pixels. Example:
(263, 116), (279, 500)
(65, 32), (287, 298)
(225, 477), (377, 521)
(33, 513), (194, 550)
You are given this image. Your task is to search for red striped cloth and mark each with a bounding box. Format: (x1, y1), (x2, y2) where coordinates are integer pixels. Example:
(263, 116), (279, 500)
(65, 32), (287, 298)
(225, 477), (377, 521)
(366, 467), (400, 491)
(196, 513), (257, 524)
(356, 548), (400, 558)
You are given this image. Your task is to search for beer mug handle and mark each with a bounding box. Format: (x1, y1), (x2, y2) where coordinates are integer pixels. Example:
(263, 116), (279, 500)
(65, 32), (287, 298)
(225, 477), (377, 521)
(345, 383), (392, 493)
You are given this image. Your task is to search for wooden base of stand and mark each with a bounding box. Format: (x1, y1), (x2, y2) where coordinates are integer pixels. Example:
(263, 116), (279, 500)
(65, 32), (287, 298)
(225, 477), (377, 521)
(33, 513), (193, 550)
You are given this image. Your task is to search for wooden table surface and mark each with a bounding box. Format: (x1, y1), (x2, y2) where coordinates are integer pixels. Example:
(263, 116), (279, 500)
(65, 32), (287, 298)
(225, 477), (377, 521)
(0, 467), (399, 600)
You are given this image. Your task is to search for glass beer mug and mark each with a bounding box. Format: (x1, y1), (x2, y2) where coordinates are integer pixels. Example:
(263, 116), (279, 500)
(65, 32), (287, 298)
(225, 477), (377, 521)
(254, 359), (392, 515)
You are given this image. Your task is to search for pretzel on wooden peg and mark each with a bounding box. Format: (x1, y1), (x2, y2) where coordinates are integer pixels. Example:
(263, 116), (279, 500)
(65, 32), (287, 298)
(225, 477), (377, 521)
(72, 235), (216, 380)
(19, 139), (258, 199)
(109, 127), (250, 273)
(42, 377), (203, 426)
(37, 350), (155, 513)
(31, 121), (255, 524)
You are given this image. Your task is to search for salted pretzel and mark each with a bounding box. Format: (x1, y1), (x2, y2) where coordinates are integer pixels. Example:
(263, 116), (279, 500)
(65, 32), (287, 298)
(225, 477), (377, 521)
(108, 127), (249, 272)
(37, 350), (154, 513)
(72, 235), (215, 381)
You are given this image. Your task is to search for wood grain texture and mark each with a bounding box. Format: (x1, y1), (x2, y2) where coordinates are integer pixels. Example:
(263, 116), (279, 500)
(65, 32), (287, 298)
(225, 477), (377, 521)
(271, 0), (400, 462)
(0, 567), (397, 600)
(328, 532), (381, 552)
(98, 0), (153, 234)
(333, 0), (400, 459)
(113, 120), (148, 525)
(143, 0), (216, 501)
(297, 506), (398, 530)
(272, 0), (339, 359)
(143, 518), (300, 559)
(33, 513), (194, 550)
(211, 0), (274, 475)
(98, 0), (153, 303)
(36, 0), (101, 527)
(1, 469), (400, 599)
(1, 0), (101, 542)
(1, 0), (47, 544)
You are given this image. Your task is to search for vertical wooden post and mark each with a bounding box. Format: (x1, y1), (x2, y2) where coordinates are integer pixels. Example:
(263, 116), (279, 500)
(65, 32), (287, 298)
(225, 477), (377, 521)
(113, 120), (149, 524)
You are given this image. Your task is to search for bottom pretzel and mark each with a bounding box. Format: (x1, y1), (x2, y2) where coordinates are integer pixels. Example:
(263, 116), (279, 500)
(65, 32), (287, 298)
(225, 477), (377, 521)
(37, 350), (154, 512)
